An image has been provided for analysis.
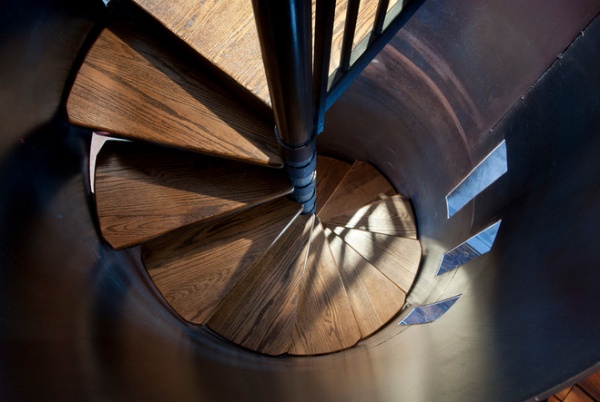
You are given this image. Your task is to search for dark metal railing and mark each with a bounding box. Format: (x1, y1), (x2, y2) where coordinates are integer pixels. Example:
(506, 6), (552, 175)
(252, 0), (317, 213)
(252, 0), (424, 213)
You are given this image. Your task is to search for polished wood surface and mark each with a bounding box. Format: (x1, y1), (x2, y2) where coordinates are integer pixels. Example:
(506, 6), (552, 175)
(289, 220), (361, 355)
(95, 141), (292, 249)
(322, 194), (417, 238)
(207, 214), (313, 356)
(326, 228), (406, 338)
(554, 370), (600, 401)
(315, 155), (351, 215)
(318, 161), (396, 221)
(580, 371), (600, 400)
(142, 198), (302, 324)
(132, 0), (269, 105)
(67, 21), (282, 167)
(331, 227), (421, 293)
(131, 0), (386, 106)
(562, 386), (595, 402)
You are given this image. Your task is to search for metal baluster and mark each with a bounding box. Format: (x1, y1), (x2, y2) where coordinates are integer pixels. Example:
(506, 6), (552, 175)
(372, 0), (390, 35)
(252, 0), (317, 213)
(339, 0), (361, 71)
(326, 0), (424, 110)
(313, 0), (336, 135)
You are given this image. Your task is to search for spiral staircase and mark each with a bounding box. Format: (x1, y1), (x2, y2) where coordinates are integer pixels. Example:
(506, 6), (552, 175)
(66, 1), (422, 355)
(4, 0), (600, 399)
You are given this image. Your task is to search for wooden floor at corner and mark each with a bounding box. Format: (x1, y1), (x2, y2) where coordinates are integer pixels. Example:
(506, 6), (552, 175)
(550, 370), (600, 401)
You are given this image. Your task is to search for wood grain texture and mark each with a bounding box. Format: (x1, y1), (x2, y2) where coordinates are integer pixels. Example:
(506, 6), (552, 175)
(318, 161), (396, 222)
(95, 141), (292, 249)
(563, 386), (594, 402)
(329, 0), (381, 73)
(315, 155), (351, 215)
(557, 386), (575, 401)
(207, 214), (314, 356)
(322, 194), (417, 238)
(132, 0), (385, 105)
(330, 227), (421, 293)
(67, 21), (282, 167)
(142, 198), (302, 324)
(580, 370), (600, 400)
(289, 220), (360, 355)
(132, 0), (269, 104)
(326, 228), (406, 338)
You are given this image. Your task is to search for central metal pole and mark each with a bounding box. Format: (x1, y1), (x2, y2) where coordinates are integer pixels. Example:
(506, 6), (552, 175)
(252, 0), (317, 213)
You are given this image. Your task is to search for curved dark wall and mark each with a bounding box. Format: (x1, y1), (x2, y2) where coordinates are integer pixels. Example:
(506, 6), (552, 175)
(321, 0), (600, 399)
(1, 0), (600, 401)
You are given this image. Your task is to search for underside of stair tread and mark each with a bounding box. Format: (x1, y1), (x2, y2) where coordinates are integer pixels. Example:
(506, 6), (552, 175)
(95, 141), (292, 249)
(329, 227), (422, 293)
(142, 198), (302, 324)
(207, 214), (314, 356)
(67, 20), (282, 167)
(318, 160), (397, 221)
(131, 0), (389, 107)
(322, 194), (417, 238)
(326, 230), (406, 338)
(315, 156), (352, 215)
(289, 220), (361, 355)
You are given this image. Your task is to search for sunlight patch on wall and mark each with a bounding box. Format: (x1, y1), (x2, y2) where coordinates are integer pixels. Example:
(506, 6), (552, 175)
(446, 140), (507, 217)
(399, 295), (461, 325)
(436, 220), (502, 276)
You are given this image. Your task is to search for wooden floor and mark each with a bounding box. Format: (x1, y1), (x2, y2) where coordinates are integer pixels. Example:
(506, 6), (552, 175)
(551, 370), (600, 402)
(131, 0), (399, 106)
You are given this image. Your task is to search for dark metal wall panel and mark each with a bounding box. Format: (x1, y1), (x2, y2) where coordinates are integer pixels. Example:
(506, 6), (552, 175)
(321, 1), (600, 400)
(320, 0), (600, 307)
(0, 0), (101, 154)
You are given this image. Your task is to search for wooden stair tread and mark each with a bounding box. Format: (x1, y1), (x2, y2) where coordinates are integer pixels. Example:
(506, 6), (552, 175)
(329, 0), (382, 73)
(95, 141), (292, 249)
(322, 194), (417, 238)
(289, 220), (361, 355)
(67, 21), (282, 167)
(326, 229), (406, 338)
(142, 198), (302, 324)
(131, 0), (269, 105)
(330, 227), (421, 293)
(131, 0), (387, 107)
(315, 156), (352, 215)
(207, 214), (314, 356)
(318, 161), (396, 221)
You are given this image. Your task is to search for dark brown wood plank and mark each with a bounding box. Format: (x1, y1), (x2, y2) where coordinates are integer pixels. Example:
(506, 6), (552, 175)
(557, 385), (575, 401)
(207, 214), (314, 356)
(330, 227), (421, 293)
(322, 194), (417, 239)
(580, 370), (600, 400)
(563, 386), (595, 402)
(95, 141), (292, 249)
(318, 161), (396, 222)
(326, 228), (406, 338)
(142, 198), (302, 324)
(289, 220), (361, 355)
(67, 21), (282, 167)
(315, 156), (352, 215)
